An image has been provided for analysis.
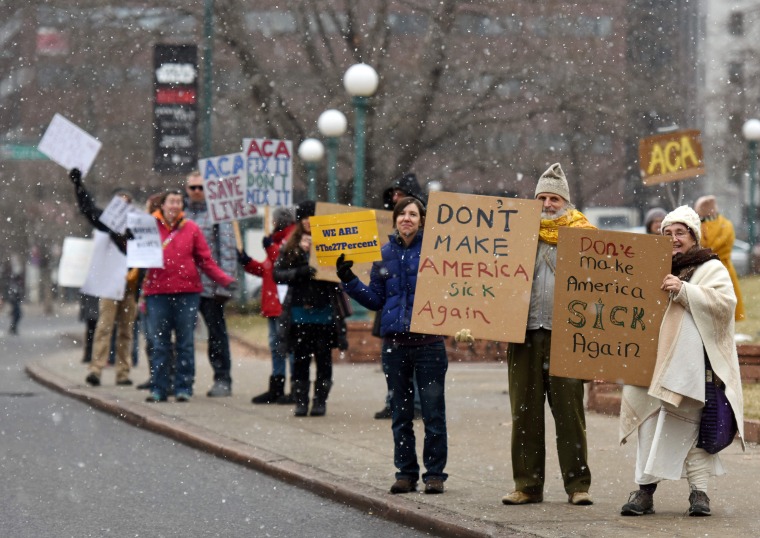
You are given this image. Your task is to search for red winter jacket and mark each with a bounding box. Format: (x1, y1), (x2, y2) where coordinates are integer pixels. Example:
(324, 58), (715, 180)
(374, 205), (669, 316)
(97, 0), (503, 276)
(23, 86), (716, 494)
(142, 210), (234, 297)
(242, 224), (294, 317)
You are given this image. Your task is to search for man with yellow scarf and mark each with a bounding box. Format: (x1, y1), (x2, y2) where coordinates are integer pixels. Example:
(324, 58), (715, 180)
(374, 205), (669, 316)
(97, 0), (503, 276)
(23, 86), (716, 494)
(502, 163), (596, 507)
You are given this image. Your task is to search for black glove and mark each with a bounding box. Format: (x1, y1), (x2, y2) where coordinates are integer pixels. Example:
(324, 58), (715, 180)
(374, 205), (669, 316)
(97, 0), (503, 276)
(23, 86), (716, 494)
(262, 235), (273, 249)
(336, 253), (356, 283)
(124, 228), (135, 241)
(237, 249), (252, 266)
(69, 168), (82, 185)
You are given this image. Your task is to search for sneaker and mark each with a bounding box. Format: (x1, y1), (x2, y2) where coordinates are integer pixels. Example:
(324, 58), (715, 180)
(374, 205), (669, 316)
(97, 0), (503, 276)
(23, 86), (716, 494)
(116, 379), (133, 386)
(568, 491), (593, 505)
(145, 392), (167, 403)
(390, 478), (417, 494)
(175, 392), (191, 402)
(501, 491), (543, 505)
(620, 490), (654, 516)
(206, 381), (231, 397)
(688, 488), (711, 517)
(85, 373), (100, 387)
(424, 479), (445, 494)
(374, 406), (392, 419)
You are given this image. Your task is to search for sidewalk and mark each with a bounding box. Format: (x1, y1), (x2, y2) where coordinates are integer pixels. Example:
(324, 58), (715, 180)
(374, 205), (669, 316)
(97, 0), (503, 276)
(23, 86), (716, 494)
(28, 335), (760, 537)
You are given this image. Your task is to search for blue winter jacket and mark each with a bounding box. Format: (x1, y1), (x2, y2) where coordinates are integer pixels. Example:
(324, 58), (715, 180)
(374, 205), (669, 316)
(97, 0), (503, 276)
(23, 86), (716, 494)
(342, 232), (423, 336)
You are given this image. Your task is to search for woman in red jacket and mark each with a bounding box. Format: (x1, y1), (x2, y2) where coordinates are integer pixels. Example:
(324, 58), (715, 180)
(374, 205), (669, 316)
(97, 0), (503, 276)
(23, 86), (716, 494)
(142, 190), (235, 403)
(238, 207), (296, 404)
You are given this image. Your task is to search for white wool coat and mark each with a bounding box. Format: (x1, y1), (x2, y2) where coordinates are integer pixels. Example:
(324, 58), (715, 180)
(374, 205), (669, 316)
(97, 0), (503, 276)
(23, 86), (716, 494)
(620, 258), (745, 449)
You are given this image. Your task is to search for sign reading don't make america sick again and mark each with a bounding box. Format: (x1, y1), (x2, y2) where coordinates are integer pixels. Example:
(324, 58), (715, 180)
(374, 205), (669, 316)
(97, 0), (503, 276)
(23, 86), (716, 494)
(549, 227), (672, 387)
(411, 192), (542, 343)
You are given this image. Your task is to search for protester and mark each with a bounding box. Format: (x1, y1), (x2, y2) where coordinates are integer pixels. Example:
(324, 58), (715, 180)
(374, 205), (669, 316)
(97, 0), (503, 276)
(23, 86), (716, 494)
(69, 168), (140, 387)
(644, 207), (667, 235)
(337, 196), (448, 495)
(184, 171), (238, 397)
(0, 254), (25, 335)
(273, 200), (343, 417)
(619, 205), (745, 517)
(237, 207), (296, 404)
(501, 163), (594, 506)
(142, 189), (235, 403)
(694, 195), (745, 321)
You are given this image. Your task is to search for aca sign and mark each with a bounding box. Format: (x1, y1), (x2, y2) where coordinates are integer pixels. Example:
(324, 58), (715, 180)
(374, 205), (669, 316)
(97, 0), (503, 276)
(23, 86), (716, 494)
(639, 129), (705, 185)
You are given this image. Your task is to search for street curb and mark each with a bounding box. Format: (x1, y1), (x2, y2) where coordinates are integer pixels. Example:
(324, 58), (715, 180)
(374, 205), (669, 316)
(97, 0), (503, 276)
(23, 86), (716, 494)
(26, 361), (521, 538)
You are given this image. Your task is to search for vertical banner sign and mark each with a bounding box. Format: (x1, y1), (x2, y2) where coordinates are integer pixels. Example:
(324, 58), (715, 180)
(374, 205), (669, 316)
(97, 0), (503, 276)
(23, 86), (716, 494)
(243, 138), (293, 207)
(549, 228), (672, 387)
(198, 153), (257, 223)
(410, 192), (542, 342)
(153, 44), (198, 174)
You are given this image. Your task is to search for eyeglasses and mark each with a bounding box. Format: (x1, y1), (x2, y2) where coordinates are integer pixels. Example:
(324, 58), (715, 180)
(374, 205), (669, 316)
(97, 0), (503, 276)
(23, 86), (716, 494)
(188, 185), (203, 191)
(664, 229), (691, 239)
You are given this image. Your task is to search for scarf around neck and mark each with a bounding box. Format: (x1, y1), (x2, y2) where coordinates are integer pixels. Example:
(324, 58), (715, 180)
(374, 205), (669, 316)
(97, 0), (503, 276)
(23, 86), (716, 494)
(538, 209), (595, 244)
(671, 246), (719, 282)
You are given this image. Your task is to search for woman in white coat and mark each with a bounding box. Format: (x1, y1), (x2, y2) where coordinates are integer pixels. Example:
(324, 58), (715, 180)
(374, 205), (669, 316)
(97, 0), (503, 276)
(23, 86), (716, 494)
(619, 205), (744, 517)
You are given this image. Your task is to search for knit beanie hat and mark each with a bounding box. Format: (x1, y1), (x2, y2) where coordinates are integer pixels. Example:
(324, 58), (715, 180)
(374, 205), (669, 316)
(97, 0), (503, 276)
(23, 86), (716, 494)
(694, 195), (718, 220)
(644, 207), (667, 230)
(273, 207), (295, 232)
(661, 205), (702, 243)
(295, 200), (316, 221)
(535, 163), (571, 203)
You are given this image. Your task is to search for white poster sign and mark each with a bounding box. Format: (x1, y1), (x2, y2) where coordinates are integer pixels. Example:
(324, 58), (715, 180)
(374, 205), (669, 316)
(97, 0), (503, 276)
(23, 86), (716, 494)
(57, 237), (94, 288)
(80, 230), (128, 300)
(98, 196), (130, 234)
(199, 152), (256, 223)
(126, 213), (164, 268)
(37, 114), (102, 176)
(243, 138), (293, 207)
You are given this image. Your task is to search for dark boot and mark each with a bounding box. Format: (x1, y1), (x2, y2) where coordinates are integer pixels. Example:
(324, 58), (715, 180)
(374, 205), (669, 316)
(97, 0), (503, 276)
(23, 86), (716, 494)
(293, 380), (310, 417)
(310, 379), (332, 416)
(276, 378), (296, 405)
(251, 375), (285, 404)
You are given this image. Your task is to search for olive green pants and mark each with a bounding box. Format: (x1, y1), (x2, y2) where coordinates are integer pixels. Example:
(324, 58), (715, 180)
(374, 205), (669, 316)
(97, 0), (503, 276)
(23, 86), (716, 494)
(507, 329), (591, 495)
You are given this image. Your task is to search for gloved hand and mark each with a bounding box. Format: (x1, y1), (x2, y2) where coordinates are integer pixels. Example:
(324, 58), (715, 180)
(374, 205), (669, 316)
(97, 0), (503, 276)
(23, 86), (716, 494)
(336, 253), (356, 283)
(124, 228), (135, 241)
(237, 249), (252, 266)
(69, 168), (82, 185)
(262, 235), (273, 249)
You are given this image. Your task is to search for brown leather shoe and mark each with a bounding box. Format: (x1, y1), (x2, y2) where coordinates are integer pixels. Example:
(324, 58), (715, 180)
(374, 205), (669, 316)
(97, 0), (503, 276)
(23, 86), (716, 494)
(501, 491), (543, 505)
(568, 491), (593, 505)
(389, 478), (417, 494)
(424, 478), (445, 494)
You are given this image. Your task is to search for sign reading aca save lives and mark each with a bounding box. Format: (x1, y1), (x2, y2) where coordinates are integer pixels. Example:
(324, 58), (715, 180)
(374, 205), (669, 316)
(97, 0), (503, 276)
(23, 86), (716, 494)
(549, 228), (672, 387)
(199, 152), (257, 224)
(411, 192), (542, 343)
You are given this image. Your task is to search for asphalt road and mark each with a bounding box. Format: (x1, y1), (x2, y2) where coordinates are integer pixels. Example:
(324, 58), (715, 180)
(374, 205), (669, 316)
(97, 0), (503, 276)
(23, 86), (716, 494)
(0, 303), (431, 537)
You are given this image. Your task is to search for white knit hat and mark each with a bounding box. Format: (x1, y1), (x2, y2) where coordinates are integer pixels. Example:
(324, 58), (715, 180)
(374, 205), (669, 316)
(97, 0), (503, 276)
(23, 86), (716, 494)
(535, 163), (571, 203)
(661, 205), (702, 243)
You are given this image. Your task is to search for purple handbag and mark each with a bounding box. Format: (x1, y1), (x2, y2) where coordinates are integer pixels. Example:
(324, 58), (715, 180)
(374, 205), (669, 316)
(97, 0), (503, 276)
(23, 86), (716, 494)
(697, 366), (738, 454)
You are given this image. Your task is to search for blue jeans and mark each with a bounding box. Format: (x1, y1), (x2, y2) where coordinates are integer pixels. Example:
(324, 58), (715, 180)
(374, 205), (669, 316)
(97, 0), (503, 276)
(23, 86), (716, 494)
(382, 340), (448, 483)
(146, 293), (200, 397)
(198, 297), (232, 384)
(267, 317), (293, 377)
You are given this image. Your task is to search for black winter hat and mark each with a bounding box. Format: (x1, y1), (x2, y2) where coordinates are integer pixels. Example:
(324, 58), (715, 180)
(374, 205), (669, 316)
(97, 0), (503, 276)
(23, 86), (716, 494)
(382, 172), (427, 209)
(295, 200), (316, 221)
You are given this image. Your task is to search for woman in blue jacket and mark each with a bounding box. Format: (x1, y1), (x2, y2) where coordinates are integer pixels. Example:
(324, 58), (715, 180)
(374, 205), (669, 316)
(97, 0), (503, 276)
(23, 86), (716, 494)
(336, 197), (448, 495)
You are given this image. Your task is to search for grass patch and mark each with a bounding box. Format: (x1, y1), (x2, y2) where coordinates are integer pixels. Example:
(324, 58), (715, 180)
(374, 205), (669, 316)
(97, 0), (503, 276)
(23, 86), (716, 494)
(227, 313), (269, 344)
(744, 384), (760, 421)
(736, 275), (760, 343)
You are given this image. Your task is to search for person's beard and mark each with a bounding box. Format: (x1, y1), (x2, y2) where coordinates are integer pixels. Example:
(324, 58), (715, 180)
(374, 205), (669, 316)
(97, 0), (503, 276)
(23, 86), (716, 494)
(541, 207), (568, 221)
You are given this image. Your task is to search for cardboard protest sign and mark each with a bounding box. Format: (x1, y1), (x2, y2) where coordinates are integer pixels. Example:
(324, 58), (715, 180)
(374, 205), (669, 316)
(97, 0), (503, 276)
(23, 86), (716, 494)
(243, 138), (293, 207)
(58, 237), (94, 288)
(37, 113), (102, 176)
(98, 196), (131, 234)
(199, 153), (257, 223)
(549, 228), (672, 387)
(311, 202), (394, 284)
(310, 210), (381, 266)
(410, 192), (542, 342)
(126, 213), (164, 268)
(639, 129), (705, 185)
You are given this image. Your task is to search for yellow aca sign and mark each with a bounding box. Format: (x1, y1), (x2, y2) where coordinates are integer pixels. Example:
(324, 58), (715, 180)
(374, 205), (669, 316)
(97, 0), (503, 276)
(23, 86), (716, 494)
(639, 129), (705, 185)
(310, 210), (382, 266)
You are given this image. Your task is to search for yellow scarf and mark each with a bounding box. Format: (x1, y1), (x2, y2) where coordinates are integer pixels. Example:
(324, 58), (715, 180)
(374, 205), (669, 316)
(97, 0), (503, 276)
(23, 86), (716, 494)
(538, 209), (595, 244)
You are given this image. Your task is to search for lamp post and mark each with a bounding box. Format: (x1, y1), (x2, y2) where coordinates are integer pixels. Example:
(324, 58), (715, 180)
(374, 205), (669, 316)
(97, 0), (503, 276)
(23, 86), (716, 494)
(344, 63), (379, 207)
(298, 138), (325, 201)
(742, 118), (760, 254)
(317, 109), (347, 203)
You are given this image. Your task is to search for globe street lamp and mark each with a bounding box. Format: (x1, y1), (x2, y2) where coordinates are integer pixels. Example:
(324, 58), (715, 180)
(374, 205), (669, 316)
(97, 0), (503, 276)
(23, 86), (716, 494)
(344, 63), (379, 207)
(298, 138), (325, 201)
(317, 109), (347, 203)
(742, 118), (760, 255)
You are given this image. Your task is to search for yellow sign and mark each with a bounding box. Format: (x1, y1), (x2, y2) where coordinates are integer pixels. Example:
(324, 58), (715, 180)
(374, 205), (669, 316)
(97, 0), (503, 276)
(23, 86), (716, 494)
(310, 210), (381, 266)
(639, 129), (705, 185)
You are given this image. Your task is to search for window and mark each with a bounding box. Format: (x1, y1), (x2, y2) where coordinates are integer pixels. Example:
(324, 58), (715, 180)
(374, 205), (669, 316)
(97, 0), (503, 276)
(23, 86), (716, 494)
(729, 12), (743, 36)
